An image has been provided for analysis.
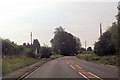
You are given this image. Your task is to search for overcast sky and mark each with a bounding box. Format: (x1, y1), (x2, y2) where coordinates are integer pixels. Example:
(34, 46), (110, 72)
(0, 0), (119, 48)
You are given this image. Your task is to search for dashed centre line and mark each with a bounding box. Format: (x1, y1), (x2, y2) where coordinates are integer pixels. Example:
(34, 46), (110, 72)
(66, 57), (102, 80)
(70, 65), (75, 69)
(66, 61), (69, 64)
(76, 65), (83, 69)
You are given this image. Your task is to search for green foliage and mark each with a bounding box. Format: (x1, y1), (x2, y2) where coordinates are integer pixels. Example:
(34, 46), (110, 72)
(2, 39), (25, 56)
(32, 39), (40, 53)
(97, 56), (118, 66)
(40, 46), (52, 58)
(40, 54), (63, 61)
(79, 47), (86, 53)
(2, 39), (40, 58)
(81, 51), (95, 54)
(94, 2), (120, 56)
(87, 47), (92, 51)
(51, 54), (64, 59)
(50, 26), (81, 56)
(94, 31), (116, 56)
(2, 57), (40, 75)
(117, 2), (120, 67)
(40, 58), (51, 61)
(76, 53), (118, 66)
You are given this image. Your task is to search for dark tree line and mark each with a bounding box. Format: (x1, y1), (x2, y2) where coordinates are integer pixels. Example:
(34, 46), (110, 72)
(94, 2), (120, 56)
(23, 39), (41, 58)
(94, 31), (116, 56)
(2, 38), (53, 58)
(2, 39), (24, 57)
(50, 26), (81, 56)
(40, 46), (52, 58)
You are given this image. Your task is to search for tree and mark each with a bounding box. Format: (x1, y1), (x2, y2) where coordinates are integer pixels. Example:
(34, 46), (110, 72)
(40, 46), (52, 58)
(87, 47), (92, 51)
(108, 22), (118, 53)
(50, 26), (81, 56)
(79, 47), (86, 53)
(2, 39), (24, 57)
(23, 43), (26, 46)
(74, 37), (82, 53)
(117, 1), (120, 52)
(33, 39), (40, 54)
(94, 31), (116, 56)
(94, 2), (120, 56)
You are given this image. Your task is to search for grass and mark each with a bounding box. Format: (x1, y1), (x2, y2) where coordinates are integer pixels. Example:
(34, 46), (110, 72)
(40, 54), (64, 60)
(76, 51), (118, 66)
(2, 57), (40, 75)
(51, 54), (64, 59)
(40, 58), (52, 61)
(2, 54), (64, 76)
(97, 56), (118, 66)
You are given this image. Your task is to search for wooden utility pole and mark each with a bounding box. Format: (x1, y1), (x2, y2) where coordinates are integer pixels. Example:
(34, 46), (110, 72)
(30, 32), (32, 45)
(85, 41), (86, 50)
(100, 23), (102, 37)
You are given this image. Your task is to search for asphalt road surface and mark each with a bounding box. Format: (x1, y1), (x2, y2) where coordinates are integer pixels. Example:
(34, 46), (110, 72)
(25, 56), (118, 79)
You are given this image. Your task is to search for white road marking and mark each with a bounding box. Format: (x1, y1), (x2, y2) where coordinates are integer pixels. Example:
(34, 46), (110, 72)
(70, 65), (75, 69)
(88, 72), (102, 80)
(66, 61), (69, 64)
(66, 58), (102, 80)
(25, 67), (40, 78)
(79, 72), (89, 80)
(76, 65), (83, 69)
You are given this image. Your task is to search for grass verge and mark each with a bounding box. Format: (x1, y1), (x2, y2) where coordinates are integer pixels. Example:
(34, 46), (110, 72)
(2, 57), (40, 75)
(76, 52), (118, 66)
(51, 54), (64, 59)
(2, 54), (64, 76)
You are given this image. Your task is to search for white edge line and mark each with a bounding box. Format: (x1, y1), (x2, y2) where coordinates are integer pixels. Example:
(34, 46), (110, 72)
(25, 67), (39, 78)
(70, 65), (75, 69)
(76, 65), (83, 69)
(79, 72), (89, 80)
(88, 72), (102, 80)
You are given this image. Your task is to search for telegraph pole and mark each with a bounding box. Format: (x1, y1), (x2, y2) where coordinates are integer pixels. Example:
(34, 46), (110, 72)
(30, 32), (32, 45)
(100, 23), (102, 37)
(85, 41), (86, 50)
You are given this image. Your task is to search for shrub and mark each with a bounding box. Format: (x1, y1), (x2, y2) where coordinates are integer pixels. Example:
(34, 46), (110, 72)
(40, 46), (52, 58)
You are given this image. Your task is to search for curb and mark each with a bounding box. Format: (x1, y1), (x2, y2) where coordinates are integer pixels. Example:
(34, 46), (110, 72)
(17, 59), (52, 80)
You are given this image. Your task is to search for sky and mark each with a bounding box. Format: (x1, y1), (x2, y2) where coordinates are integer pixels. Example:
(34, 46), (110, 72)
(0, 0), (119, 48)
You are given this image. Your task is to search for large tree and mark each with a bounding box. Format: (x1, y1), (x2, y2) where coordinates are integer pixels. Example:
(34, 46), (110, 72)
(94, 31), (116, 56)
(94, 2), (120, 56)
(50, 26), (81, 56)
(117, 1), (120, 51)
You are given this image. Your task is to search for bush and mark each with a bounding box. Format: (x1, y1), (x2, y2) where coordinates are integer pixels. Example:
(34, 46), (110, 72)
(2, 39), (25, 57)
(76, 54), (118, 66)
(40, 46), (52, 58)
(87, 47), (92, 51)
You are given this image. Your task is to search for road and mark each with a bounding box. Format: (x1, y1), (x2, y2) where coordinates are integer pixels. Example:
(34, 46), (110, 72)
(25, 56), (118, 80)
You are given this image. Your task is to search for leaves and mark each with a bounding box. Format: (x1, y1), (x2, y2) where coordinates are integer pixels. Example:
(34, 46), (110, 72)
(50, 26), (81, 56)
